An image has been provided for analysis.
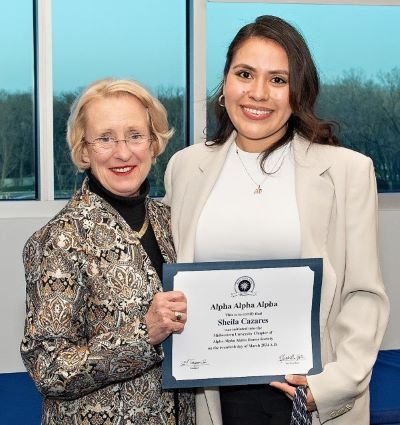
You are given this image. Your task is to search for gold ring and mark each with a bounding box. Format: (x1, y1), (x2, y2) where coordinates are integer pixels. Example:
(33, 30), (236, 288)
(175, 311), (182, 321)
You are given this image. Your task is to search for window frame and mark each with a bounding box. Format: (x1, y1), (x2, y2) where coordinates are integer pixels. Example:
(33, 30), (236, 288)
(0, 0), (398, 219)
(37, 0), (54, 201)
(0, 0), (57, 217)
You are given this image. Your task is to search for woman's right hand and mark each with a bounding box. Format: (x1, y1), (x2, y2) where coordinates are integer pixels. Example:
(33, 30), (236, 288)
(144, 291), (187, 345)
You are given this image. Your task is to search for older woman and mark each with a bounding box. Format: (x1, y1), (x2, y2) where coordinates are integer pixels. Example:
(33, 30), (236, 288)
(21, 78), (194, 424)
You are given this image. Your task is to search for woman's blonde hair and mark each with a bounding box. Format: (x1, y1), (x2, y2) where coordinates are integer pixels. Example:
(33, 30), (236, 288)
(67, 78), (174, 170)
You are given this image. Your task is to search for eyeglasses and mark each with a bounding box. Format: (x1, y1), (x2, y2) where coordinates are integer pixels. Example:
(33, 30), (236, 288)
(84, 133), (152, 152)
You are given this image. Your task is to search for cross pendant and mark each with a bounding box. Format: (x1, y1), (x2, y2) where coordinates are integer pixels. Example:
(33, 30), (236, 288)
(254, 186), (262, 194)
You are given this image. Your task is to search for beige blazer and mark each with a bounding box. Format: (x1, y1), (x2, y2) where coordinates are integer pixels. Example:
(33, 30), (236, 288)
(164, 133), (389, 425)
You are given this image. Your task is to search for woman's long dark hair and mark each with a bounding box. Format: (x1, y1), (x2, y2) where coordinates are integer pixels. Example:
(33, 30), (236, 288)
(210, 15), (339, 169)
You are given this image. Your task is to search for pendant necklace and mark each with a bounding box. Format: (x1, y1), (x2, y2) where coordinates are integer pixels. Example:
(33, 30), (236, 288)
(235, 145), (268, 195)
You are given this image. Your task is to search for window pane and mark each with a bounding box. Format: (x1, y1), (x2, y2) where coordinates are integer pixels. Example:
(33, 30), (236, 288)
(0, 0), (36, 200)
(207, 3), (400, 192)
(53, 0), (187, 198)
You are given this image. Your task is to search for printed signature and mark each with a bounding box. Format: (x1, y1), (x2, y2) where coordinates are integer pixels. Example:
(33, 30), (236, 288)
(278, 353), (305, 362)
(180, 359), (209, 369)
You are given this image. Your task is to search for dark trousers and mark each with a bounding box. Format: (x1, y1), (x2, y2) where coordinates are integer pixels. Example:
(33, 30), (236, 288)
(220, 385), (292, 425)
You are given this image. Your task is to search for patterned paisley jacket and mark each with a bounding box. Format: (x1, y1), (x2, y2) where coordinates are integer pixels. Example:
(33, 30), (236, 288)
(21, 180), (195, 425)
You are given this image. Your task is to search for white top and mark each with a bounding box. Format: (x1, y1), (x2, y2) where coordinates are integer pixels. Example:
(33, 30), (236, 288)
(194, 142), (301, 262)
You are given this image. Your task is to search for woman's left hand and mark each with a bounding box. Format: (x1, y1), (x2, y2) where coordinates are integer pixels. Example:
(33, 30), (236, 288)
(270, 375), (317, 412)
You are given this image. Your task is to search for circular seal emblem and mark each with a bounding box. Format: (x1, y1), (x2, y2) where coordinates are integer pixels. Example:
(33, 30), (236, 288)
(234, 276), (255, 296)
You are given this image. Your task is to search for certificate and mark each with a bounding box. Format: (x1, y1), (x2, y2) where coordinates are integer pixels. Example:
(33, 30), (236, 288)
(162, 258), (322, 389)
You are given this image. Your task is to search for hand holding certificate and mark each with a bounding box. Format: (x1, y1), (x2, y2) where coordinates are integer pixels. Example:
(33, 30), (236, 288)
(162, 258), (322, 389)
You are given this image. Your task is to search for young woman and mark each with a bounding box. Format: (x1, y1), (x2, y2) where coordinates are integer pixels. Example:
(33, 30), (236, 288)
(164, 15), (389, 425)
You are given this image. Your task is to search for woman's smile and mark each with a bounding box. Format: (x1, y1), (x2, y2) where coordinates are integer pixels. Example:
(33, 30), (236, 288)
(109, 165), (136, 175)
(241, 105), (273, 120)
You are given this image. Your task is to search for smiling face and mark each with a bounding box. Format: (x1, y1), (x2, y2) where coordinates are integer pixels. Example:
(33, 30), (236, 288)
(82, 94), (153, 197)
(223, 37), (292, 152)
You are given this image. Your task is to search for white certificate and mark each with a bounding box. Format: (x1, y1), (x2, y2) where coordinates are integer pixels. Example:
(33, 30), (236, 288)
(162, 258), (322, 389)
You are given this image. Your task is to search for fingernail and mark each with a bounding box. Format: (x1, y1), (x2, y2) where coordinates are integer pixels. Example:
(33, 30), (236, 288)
(285, 374), (293, 380)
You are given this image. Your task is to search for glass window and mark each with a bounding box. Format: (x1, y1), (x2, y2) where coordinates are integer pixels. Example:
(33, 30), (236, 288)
(207, 2), (400, 192)
(0, 0), (36, 200)
(53, 0), (187, 198)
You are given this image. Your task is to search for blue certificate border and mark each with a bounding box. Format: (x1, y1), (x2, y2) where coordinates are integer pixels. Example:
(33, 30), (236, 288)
(162, 258), (322, 389)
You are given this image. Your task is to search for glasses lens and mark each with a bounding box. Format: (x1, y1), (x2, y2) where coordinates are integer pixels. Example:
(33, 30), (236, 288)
(126, 135), (151, 150)
(94, 137), (114, 150)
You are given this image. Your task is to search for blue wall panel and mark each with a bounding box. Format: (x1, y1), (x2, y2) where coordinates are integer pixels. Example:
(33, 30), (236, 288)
(1, 350), (399, 425)
(0, 372), (41, 425)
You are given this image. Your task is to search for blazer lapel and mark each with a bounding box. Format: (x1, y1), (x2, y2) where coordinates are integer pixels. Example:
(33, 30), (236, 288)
(293, 136), (336, 336)
(177, 136), (235, 262)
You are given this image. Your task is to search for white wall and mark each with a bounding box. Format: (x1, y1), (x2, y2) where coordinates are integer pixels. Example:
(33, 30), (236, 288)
(0, 201), (66, 373)
(0, 196), (398, 373)
(377, 200), (400, 349)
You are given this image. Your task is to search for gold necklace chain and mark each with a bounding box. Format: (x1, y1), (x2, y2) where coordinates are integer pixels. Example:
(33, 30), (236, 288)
(136, 211), (149, 238)
(235, 146), (268, 194)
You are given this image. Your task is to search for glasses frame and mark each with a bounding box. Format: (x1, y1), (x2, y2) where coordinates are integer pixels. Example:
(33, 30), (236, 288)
(83, 134), (153, 153)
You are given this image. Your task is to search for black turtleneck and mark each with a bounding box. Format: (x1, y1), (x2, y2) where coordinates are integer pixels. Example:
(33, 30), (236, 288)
(87, 172), (164, 278)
